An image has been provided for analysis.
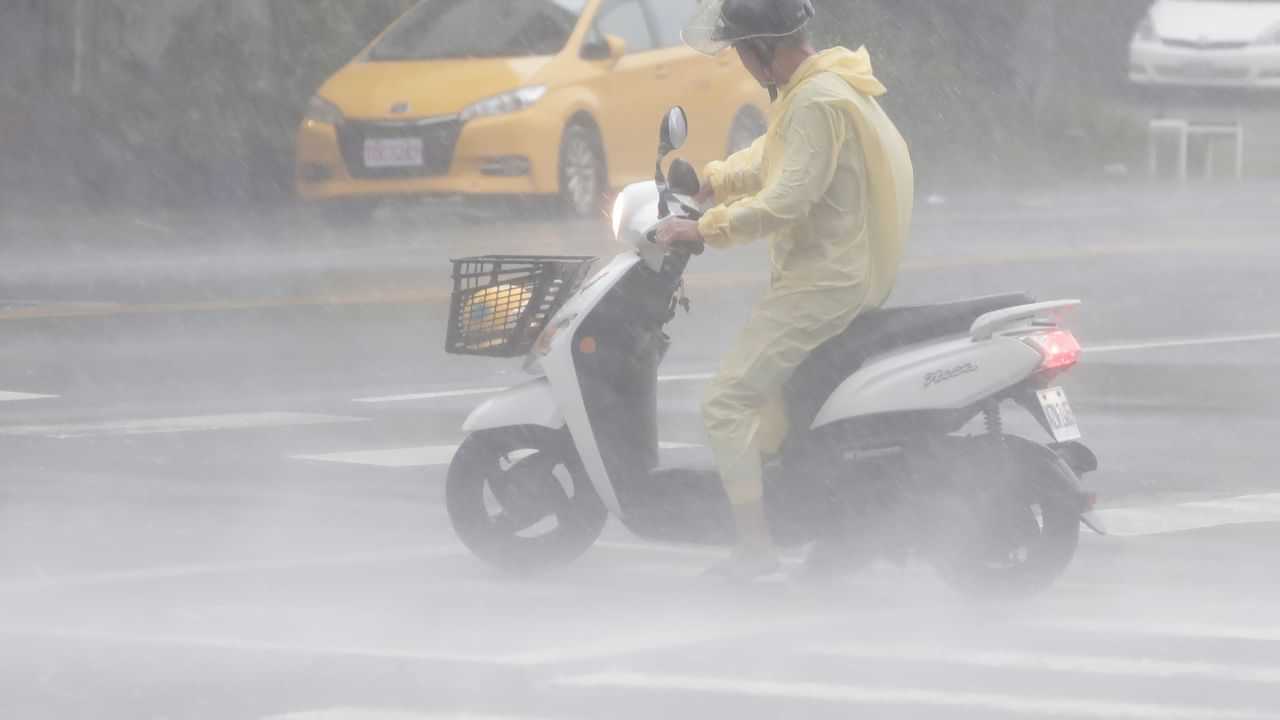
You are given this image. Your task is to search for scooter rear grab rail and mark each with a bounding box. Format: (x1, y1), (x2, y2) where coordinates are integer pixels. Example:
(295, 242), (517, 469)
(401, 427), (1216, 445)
(971, 300), (1081, 339)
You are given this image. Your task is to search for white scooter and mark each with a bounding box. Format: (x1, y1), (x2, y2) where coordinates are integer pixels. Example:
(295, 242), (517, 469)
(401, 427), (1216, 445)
(444, 107), (1101, 593)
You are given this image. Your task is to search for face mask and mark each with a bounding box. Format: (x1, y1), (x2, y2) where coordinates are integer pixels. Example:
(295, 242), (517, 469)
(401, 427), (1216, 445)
(746, 40), (779, 103)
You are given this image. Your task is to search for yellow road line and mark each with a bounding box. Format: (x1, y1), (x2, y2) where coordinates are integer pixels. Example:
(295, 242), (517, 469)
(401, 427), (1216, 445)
(0, 288), (452, 321)
(0, 241), (1224, 322)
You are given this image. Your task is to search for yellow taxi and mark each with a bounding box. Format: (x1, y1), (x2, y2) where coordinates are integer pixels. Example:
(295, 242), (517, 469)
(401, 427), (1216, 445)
(295, 0), (768, 217)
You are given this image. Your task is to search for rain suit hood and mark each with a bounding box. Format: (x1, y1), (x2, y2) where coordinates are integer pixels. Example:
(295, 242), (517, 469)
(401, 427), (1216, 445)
(783, 45), (887, 99)
(699, 45), (913, 306)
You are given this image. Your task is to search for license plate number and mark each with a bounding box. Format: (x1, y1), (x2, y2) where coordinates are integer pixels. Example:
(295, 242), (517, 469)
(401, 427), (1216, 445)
(363, 138), (424, 168)
(1037, 387), (1081, 443)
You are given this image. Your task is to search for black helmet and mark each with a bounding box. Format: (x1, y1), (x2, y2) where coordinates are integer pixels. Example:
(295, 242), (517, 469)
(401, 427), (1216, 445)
(682, 0), (816, 56)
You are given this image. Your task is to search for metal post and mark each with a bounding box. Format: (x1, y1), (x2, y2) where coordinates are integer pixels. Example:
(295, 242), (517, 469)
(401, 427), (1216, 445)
(1176, 126), (1189, 184)
(1236, 124), (1245, 181)
(1152, 124), (1162, 178)
(71, 0), (85, 96)
(1148, 119), (1190, 184)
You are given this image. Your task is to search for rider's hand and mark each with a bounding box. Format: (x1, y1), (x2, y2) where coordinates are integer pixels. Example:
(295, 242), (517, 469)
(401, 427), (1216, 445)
(654, 217), (703, 249)
(694, 183), (716, 207)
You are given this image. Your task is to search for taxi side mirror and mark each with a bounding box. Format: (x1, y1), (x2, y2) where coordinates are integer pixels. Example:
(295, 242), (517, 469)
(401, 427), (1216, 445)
(582, 33), (626, 63)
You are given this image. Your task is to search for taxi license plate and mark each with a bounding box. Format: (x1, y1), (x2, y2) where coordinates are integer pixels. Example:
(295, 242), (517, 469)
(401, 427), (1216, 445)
(1181, 61), (1218, 78)
(363, 138), (424, 168)
(1037, 387), (1081, 443)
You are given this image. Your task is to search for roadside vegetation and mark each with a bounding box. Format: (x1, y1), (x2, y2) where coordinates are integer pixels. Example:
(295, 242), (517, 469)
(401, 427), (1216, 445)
(0, 0), (1150, 210)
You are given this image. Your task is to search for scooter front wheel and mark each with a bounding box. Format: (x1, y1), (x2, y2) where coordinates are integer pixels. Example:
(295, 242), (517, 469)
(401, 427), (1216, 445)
(446, 426), (606, 573)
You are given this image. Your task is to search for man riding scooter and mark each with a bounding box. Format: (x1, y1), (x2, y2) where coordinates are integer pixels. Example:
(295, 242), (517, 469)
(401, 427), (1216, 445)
(655, 0), (915, 579)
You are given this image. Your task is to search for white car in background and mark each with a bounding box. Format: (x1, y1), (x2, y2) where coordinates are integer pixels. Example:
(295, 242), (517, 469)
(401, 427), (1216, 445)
(1130, 0), (1280, 88)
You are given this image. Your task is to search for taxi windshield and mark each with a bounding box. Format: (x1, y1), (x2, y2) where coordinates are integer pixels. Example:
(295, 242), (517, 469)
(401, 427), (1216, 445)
(370, 0), (588, 61)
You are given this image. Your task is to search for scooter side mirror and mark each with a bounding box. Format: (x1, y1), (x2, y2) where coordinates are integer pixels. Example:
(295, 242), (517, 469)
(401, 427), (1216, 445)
(659, 106), (688, 154)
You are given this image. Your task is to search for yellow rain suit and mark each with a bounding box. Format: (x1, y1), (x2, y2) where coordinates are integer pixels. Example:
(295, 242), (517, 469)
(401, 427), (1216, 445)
(697, 46), (914, 505)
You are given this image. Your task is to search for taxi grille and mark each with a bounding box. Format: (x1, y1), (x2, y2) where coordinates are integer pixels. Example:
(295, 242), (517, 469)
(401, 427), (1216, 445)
(1163, 38), (1250, 51)
(336, 116), (461, 179)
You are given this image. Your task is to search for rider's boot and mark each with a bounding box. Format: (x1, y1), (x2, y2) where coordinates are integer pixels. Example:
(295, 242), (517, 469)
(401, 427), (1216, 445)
(795, 536), (874, 583)
(705, 500), (781, 580)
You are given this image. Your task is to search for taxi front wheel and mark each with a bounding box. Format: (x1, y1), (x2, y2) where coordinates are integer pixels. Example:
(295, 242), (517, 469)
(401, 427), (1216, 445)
(558, 122), (606, 218)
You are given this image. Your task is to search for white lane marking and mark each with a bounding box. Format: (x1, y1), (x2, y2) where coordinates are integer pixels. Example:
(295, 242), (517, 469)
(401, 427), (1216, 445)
(0, 546), (463, 593)
(354, 387), (511, 403)
(594, 541), (723, 558)
(353, 374), (714, 404)
(0, 390), (58, 402)
(293, 442), (702, 468)
(0, 412), (368, 439)
(0, 626), (506, 665)
(1029, 618), (1280, 643)
(132, 218), (176, 235)
(496, 616), (834, 666)
(293, 445), (460, 468)
(1090, 331), (1280, 354)
(0, 616), (835, 670)
(0, 412), (367, 439)
(265, 711), (549, 720)
(358, 330), (1280, 404)
(552, 672), (1271, 719)
(810, 644), (1280, 685)
(0, 540), (733, 594)
(1094, 493), (1280, 537)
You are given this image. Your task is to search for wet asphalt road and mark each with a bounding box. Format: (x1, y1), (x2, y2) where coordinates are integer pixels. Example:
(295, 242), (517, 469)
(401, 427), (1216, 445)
(1, 184), (1279, 718)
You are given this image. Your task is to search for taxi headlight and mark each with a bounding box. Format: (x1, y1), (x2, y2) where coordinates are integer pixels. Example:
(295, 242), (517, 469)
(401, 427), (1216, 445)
(304, 95), (344, 126)
(460, 86), (548, 123)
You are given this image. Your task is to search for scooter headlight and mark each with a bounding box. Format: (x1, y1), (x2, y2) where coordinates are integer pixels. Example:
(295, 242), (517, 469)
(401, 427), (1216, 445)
(611, 192), (627, 239)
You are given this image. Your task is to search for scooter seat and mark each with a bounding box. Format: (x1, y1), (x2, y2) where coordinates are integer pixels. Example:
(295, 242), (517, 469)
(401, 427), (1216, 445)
(785, 293), (1035, 430)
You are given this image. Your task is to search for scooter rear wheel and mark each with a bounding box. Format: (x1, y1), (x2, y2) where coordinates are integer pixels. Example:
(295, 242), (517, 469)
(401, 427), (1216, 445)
(446, 426), (606, 573)
(933, 437), (1081, 597)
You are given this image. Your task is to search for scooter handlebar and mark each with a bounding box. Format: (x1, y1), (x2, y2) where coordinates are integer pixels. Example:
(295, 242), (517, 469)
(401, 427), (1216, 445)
(645, 225), (705, 256)
(647, 183), (706, 255)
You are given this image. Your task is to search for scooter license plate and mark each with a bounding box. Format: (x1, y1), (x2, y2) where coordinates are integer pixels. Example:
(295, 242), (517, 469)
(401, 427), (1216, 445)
(1037, 387), (1081, 443)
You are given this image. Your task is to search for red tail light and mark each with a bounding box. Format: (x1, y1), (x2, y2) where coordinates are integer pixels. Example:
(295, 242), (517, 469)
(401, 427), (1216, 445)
(1024, 329), (1082, 372)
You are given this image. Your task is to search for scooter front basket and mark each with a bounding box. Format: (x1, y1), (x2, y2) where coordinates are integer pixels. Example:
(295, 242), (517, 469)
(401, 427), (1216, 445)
(446, 255), (594, 358)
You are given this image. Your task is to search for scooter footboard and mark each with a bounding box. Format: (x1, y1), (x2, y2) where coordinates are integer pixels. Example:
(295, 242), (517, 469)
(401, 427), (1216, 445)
(621, 468), (736, 545)
(461, 379), (564, 433)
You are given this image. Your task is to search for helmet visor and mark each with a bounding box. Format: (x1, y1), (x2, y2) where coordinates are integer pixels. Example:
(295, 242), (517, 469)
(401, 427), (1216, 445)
(681, 0), (734, 56)
(681, 0), (812, 57)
